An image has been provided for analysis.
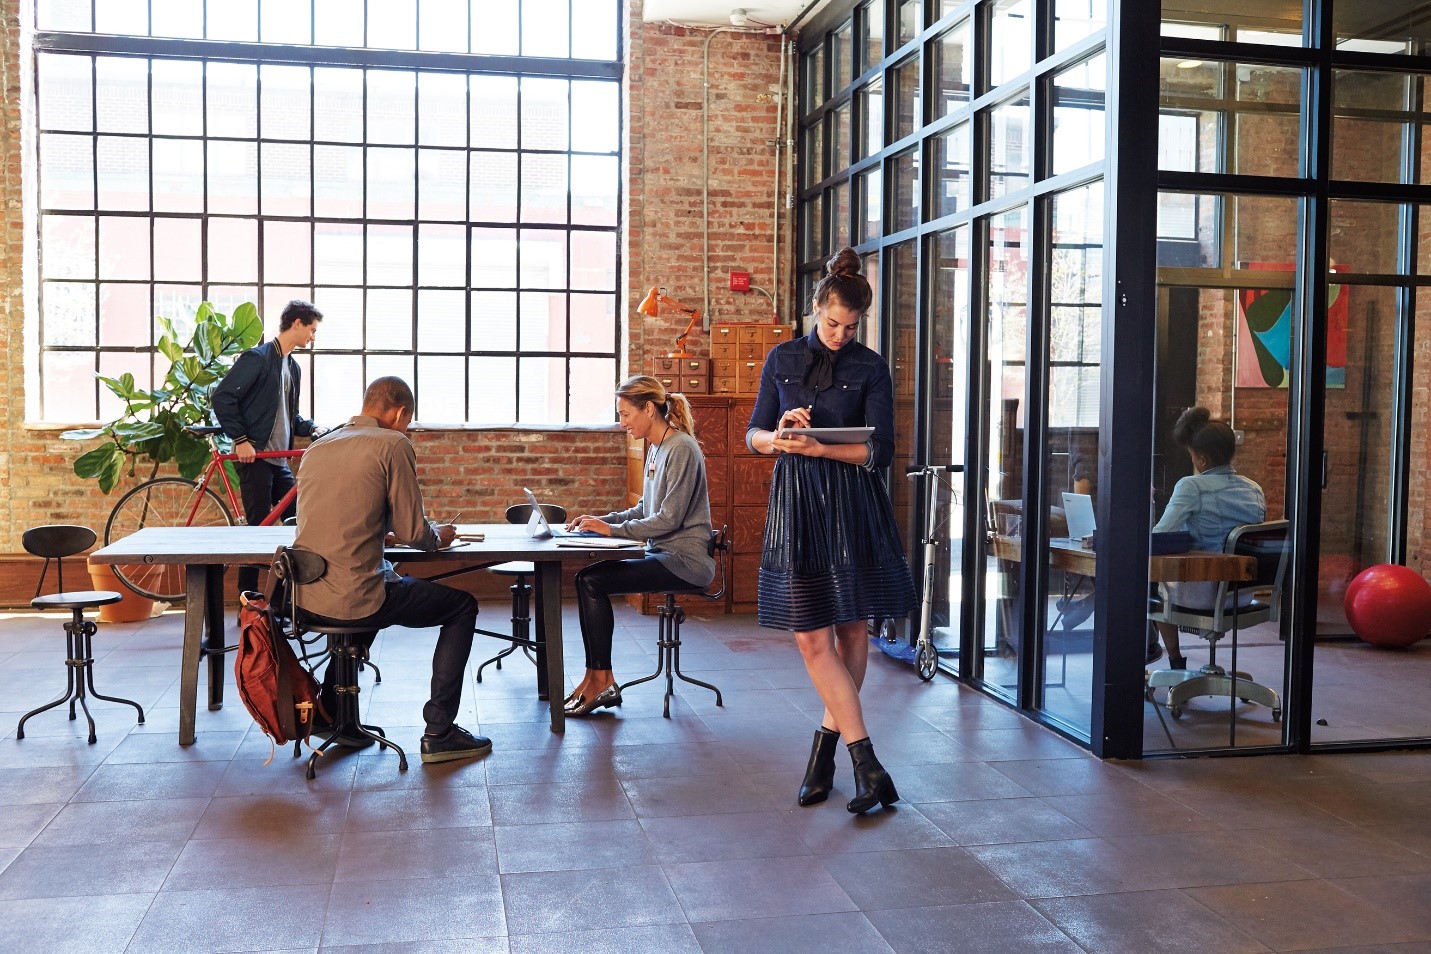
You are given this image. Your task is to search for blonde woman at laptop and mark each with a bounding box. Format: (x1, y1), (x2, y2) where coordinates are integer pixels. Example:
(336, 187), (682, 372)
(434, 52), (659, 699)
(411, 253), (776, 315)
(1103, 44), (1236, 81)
(561, 376), (715, 717)
(1151, 406), (1266, 669)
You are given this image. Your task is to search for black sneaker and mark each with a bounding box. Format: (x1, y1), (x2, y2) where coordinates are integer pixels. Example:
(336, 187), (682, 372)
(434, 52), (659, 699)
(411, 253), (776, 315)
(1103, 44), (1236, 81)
(420, 725), (492, 764)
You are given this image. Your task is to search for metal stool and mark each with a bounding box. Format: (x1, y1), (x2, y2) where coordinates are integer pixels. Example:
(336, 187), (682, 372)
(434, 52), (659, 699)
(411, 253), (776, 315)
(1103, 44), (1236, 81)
(273, 547), (406, 779)
(18, 526), (145, 743)
(474, 502), (567, 699)
(618, 528), (729, 719)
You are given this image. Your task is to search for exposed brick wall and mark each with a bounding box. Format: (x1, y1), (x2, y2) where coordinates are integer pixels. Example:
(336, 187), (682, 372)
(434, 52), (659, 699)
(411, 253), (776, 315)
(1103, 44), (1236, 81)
(0, 2), (790, 560)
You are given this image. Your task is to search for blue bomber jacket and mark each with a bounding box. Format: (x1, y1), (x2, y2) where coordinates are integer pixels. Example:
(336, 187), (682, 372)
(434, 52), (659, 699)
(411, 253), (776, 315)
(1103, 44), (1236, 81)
(744, 330), (896, 470)
(212, 339), (316, 451)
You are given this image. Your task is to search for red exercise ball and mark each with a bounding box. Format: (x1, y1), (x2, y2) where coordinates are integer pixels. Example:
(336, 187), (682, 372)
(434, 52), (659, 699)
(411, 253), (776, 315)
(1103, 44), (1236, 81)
(1344, 564), (1431, 649)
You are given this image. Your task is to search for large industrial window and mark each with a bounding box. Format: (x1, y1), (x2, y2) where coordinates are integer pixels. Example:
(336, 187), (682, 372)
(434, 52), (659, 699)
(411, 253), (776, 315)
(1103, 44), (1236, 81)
(30, 0), (621, 426)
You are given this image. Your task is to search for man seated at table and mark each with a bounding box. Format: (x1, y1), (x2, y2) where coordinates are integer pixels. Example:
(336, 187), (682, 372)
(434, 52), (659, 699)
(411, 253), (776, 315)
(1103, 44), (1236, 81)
(294, 376), (488, 763)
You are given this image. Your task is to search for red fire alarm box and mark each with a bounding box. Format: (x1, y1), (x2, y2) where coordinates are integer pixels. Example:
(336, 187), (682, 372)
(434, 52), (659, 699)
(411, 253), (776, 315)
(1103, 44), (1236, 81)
(728, 271), (750, 292)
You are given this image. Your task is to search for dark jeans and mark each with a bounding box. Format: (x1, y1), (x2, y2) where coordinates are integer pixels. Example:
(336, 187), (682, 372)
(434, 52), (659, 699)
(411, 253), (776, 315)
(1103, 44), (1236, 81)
(574, 557), (688, 670)
(236, 461), (295, 595)
(301, 576), (478, 735)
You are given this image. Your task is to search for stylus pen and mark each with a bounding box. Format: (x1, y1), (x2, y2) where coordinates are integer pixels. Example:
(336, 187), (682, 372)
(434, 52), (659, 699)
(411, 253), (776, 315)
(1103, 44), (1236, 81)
(447, 511), (463, 526)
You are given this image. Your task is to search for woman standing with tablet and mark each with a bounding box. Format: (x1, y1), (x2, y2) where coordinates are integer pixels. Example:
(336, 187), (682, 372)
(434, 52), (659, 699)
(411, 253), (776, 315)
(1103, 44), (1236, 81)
(745, 247), (915, 814)
(562, 375), (715, 717)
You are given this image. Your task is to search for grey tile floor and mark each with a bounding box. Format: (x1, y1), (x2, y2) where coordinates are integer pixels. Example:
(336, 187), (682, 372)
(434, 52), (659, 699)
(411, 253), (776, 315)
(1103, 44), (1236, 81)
(2, 604), (1431, 952)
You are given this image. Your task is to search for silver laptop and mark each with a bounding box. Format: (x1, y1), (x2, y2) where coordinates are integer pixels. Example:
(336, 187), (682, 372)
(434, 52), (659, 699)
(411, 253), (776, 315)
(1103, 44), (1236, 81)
(1059, 492), (1096, 543)
(523, 487), (597, 538)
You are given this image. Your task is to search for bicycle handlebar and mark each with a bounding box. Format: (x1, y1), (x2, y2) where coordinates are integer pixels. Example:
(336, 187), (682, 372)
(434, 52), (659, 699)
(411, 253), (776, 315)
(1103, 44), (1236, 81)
(905, 464), (964, 476)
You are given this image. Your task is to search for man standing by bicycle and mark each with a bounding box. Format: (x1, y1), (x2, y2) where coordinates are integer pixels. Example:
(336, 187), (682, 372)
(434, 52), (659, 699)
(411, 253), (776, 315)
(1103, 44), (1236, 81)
(294, 376), (489, 764)
(213, 300), (322, 597)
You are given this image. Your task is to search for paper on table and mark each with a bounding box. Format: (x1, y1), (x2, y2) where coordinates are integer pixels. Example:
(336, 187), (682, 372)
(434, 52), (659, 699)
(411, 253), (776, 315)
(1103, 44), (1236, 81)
(554, 537), (643, 549)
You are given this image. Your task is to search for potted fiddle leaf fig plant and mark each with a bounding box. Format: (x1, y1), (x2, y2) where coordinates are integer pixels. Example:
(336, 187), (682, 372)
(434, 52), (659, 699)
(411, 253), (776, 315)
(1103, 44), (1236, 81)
(62, 301), (264, 492)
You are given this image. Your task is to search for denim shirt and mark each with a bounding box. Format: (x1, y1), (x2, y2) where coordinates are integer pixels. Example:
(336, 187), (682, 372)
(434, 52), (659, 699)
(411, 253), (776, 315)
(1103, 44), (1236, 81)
(744, 331), (896, 469)
(1152, 464), (1266, 552)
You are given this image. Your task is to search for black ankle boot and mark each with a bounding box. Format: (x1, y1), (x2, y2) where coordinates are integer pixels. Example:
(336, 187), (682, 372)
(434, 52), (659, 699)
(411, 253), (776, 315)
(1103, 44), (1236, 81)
(798, 728), (840, 806)
(846, 738), (899, 814)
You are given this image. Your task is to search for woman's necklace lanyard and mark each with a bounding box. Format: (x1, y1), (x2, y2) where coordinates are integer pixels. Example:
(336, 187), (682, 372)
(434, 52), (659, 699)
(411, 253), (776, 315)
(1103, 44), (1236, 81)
(647, 421), (672, 479)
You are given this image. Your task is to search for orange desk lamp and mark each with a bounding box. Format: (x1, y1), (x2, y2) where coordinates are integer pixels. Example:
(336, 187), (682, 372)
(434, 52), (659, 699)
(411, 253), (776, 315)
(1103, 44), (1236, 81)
(637, 286), (702, 358)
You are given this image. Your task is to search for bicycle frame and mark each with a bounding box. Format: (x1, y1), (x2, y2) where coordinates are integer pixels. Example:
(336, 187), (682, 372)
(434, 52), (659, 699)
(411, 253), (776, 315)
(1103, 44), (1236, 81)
(192, 441), (304, 527)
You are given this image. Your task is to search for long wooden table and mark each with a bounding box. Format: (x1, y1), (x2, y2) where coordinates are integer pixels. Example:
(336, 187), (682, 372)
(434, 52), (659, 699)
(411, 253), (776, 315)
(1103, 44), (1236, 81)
(91, 524), (635, 744)
(991, 535), (1255, 583)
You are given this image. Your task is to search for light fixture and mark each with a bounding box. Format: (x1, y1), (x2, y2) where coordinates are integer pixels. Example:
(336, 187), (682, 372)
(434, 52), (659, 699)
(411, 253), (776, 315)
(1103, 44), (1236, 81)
(637, 286), (703, 358)
(730, 8), (749, 26)
(1176, 59), (1204, 69)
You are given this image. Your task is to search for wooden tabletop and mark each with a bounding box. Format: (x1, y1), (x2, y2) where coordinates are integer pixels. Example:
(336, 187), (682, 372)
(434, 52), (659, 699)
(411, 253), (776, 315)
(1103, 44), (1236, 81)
(991, 534), (1254, 583)
(91, 524), (641, 565)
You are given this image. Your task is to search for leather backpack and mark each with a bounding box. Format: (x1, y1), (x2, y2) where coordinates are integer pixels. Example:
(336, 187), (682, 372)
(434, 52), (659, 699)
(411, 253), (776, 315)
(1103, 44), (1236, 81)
(236, 589), (326, 757)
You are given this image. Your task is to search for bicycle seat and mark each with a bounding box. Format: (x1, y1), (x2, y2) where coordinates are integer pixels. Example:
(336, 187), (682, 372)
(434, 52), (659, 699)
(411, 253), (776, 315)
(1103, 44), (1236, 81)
(186, 425), (225, 436)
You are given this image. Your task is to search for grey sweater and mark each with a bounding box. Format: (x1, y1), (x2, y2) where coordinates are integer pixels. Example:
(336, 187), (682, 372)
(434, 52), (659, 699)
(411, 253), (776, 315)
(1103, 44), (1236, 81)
(601, 429), (715, 588)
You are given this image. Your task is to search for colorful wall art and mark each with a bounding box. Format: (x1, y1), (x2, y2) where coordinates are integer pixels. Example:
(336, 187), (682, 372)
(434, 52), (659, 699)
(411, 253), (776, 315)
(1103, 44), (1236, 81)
(1236, 262), (1347, 389)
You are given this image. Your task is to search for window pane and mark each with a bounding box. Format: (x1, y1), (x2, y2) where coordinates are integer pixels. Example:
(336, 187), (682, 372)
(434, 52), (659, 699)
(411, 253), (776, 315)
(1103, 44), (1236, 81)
(95, 57), (148, 135)
(523, 0), (570, 58)
(805, 41), (826, 111)
(418, 0), (467, 53)
(522, 78), (569, 151)
(859, 76), (884, 158)
(314, 68), (364, 143)
(473, 0), (519, 55)
(892, 55), (920, 142)
(832, 179), (852, 248)
(207, 63), (258, 139)
(43, 281), (96, 347)
(208, 140), (257, 214)
(207, 0), (258, 42)
(368, 70), (416, 145)
(570, 357), (616, 423)
(38, 54), (92, 133)
(417, 355), (466, 421)
(934, 122), (970, 218)
(1055, 0), (1106, 51)
(856, 167), (882, 243)
(990, 0), (1031, 88)
(208, 217), (258, 281)
(419, 73), (467, 147)
(571, 0), (618, 61)
(472, 291), (517, 350)
(988, 91), (1031, 200)
(520, 229), (567, 289)
(1331, 200), (1405, 276)
(472, 228), (518, 288)
(1052, 54), (1106, 176)
(862, 0), (885, 69)
(42, 214), (96, 279)
(368, 0), (417, 51)
(418, 148), (468, 221)
(522, 291), (566, 351)
(261, 65), (312, 141)
(314, 0), (364, 47)
(472, 77), (519, 150)
(96, 136), (149, 210)
(264, 220), (313, 285)
(44, 351), (98, 422)
(418, 223), (466, 286)
(571, 155), (618, 227)
(153, 218), (202, 281)
(804, 117), (825, 187)
(931, 20), (970, 115)
(469, 357), (516, 421)
(890, 147), (919, 232)
(521, 153), (569, 224)
(40, 133), (94, 210)
(153, 60), (203, 137)
(571, 293), (615, 352)
(314, 144), (363, 218)
(833, 20), (854, 90)
(571, 231), (616, 291)
(830, 102), (851, 173)
(1160, 59), (1304, 179)
(367, 288), (414, 350)
(1335, 0), (1430, 53)
(261, 0), (311, 44)
(472, 152), (519, 223)
(519, 355), (566, 424)
(1333, 71), (1418, 183)
(367, 147), (416, 219)
(367, 224), (413, 285)
(897, 0), (921, 45)
(261, 142), (312, 216)
(1163, 0), (1301, 44)
(417, 289), (466, 351)
(98, 282), (152, 346)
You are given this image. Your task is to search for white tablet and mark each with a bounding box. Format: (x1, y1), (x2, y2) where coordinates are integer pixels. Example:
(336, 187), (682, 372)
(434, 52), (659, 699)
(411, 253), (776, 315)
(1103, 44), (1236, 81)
(774, 425), (875, 444)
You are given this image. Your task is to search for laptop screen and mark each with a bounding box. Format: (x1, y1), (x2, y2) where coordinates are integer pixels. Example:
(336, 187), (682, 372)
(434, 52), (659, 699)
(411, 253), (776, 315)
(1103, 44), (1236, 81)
(523, 487), (555, 537)
(1060, 492), (1096, 540)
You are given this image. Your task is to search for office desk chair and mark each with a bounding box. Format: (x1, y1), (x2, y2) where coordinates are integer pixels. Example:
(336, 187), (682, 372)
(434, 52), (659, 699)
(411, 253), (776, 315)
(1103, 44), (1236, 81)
(272, 547), (407, 778)
(17, 525), (145, 743)
(474, 502), (567, 698)
(618, 527), (729, 718)
(1147, 520), (1288, 722)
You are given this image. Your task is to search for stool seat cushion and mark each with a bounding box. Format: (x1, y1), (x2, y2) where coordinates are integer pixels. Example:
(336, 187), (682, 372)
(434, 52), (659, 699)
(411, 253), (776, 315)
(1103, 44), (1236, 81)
(299, 622), (374, 636)
(32, 590), (123, 611)
(489, 561), (535, 576)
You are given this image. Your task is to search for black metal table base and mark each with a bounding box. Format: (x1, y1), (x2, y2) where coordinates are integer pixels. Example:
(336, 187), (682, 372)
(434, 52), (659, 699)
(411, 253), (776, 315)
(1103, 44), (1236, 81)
(17, 607), (145, 743)
(474, 576), (548, 700)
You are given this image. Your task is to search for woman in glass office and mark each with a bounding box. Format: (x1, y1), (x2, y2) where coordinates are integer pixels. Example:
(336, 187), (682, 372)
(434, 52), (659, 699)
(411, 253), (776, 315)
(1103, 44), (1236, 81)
(746, 247), (916, 815)
(562, 375), (715, 717)
(1150, 406), (1267, 669)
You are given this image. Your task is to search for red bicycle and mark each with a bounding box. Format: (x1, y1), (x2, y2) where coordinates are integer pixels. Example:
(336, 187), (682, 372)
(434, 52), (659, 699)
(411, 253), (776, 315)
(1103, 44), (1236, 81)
(104, 425), (305, 601)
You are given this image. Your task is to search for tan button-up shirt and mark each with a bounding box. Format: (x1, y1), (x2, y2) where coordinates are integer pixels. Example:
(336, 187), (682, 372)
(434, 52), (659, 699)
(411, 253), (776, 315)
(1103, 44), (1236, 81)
(293, 415), (438, 619)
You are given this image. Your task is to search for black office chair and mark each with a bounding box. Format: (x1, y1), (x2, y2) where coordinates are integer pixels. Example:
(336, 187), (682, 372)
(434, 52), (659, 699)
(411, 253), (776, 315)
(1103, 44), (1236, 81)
(271, 546), (407, 778)
(1147, 520), (1288, 722)
(474, 502), (568, 692)
(17, 525), (145, 743)
(618, 527), (729, 718)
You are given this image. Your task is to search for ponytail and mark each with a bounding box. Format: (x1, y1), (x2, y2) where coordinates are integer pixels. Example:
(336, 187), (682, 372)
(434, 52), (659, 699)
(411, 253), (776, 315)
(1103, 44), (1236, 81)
(614, 374), (699, 439)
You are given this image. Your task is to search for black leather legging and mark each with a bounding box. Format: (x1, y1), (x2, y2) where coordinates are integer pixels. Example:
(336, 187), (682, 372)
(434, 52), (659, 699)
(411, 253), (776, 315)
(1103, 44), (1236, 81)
(574, 556), (689, 670)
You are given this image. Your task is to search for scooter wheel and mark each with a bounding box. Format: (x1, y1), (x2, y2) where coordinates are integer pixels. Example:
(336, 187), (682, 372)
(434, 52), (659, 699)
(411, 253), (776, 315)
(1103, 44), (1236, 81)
(916, 643), (938, 681)
(879, 619), (899, 643)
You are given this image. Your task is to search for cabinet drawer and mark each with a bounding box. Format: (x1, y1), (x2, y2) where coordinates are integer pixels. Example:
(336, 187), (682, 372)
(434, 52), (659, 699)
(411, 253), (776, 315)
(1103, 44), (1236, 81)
(731, 399), (758, 454)
(735, 360), (763, 393)
(732, 505), (767, 554)
(654, 356), (709, 375)
(677, 374), (708, 394)
(711, 324), (739, 348)
(732, 553), (762, 605)
(711, 374), (739, 394)
(737, 341), (763, 361)
(764, 324), (794, 345)
(711, 340), (739, 360)
(737, 324), (765, 343)
(732, 455), (776, 505)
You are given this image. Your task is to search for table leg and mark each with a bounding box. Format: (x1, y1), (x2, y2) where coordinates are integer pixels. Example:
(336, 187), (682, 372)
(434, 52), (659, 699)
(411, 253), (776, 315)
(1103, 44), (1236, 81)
(533, 560), (564, 734)
(205, 565), (226, 710)
(180, 565), (208, 745)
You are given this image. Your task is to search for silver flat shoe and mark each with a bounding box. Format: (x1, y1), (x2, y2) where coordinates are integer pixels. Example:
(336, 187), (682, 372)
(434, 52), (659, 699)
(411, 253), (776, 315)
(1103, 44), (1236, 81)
(566, 684), (622, 717)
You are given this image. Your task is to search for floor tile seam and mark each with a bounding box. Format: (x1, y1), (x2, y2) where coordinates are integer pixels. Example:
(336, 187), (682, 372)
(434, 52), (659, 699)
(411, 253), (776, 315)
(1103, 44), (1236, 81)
(497, 864), (683, 936)
(1025, 889), (1260, 954)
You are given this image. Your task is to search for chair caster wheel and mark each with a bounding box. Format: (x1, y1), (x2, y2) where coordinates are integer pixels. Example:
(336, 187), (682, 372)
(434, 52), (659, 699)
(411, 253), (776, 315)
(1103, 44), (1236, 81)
(1169, 705), (1183, 720)
(1272, 708), (1283, 722)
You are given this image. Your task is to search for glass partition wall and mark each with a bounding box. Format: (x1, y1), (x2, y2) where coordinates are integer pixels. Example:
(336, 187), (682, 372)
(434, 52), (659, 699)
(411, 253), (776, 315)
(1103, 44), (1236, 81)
(798, 0), (1431, 756)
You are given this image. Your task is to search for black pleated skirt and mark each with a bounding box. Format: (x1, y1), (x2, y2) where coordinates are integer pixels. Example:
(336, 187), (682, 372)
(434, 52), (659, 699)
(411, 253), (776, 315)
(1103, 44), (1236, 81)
(757, 454), (916, 631)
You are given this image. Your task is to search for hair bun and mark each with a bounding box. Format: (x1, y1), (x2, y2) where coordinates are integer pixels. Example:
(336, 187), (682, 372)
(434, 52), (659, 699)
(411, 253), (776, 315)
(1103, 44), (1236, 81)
(827, 247), (861, 279)
(1172, 405), (1212, 446)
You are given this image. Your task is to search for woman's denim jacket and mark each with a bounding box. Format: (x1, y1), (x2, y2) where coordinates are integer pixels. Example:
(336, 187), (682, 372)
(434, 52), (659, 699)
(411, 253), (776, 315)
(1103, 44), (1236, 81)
(744, 332), (896, 470)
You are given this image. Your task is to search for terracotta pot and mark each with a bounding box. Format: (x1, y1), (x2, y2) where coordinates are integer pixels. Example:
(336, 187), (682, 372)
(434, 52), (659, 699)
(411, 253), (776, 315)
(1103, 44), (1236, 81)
(85, 562), (155, 623)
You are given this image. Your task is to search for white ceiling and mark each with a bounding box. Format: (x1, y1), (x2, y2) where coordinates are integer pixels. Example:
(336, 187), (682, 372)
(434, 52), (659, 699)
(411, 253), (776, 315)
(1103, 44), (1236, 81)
(642, 1), (810, 27)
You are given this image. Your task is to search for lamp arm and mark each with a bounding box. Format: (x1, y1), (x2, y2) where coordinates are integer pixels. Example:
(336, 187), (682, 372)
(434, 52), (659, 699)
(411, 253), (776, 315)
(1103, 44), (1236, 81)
(674, 311), (701, 356)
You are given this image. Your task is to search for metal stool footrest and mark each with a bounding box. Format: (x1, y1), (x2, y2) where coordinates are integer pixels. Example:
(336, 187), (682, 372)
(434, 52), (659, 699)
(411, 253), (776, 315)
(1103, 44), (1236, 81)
(304, 630), (407, 779)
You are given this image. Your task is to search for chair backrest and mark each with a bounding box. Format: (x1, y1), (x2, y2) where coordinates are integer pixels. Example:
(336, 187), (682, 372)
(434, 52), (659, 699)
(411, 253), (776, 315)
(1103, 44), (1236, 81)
(270, 546), (328, 622)
(1226, 519), (1290, 615)
(23, 524), (98, 597)
(700, 526), (731, 602)
(505, 502), (568, 525)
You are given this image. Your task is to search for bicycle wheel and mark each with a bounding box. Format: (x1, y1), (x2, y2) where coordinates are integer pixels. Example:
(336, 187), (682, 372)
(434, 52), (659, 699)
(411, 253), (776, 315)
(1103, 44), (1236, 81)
(105, 478), (233, 601)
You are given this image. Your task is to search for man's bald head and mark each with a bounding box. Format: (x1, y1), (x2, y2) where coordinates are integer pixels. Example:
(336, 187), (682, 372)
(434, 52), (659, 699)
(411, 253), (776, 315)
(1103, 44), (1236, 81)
(363, 376), (415, 432)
